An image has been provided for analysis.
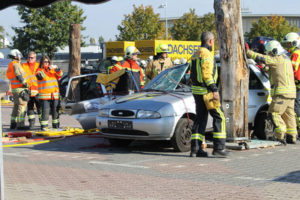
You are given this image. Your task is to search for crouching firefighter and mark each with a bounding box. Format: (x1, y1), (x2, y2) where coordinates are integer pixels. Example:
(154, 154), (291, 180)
(36, 56), (63, 130)
(190, 32), (229, 157)
(246, 40), (297, 144)
(6, 49), (30, 130)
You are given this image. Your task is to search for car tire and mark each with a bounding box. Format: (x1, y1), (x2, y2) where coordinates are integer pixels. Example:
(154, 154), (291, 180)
(108, 138), (133, 147)
(254, 111), (274, 140)
(171, 118), (194, 152)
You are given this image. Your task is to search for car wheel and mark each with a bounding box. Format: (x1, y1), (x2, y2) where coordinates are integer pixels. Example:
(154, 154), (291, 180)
(108, 138), (133, 147)
(171, 118), (194, 152)
(254, 111), (274, 140)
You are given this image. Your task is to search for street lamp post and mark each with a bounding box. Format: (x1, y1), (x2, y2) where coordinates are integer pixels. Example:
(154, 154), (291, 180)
(158, 2), (167, 39)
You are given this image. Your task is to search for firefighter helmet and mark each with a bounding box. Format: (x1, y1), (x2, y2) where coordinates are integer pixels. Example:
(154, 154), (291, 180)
(111, 56), (118, 62)
(282, 32), (299, 47)
(0, 52), (4, 59)
(156, 44), (169, 54)
(265, 40), (285, 56)
(8, 49), (22, 59)
(125, 46), (140, 59)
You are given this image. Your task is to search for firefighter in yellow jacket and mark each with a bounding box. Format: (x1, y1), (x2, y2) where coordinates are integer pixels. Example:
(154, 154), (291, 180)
(145, 43), (173, 80)
(6, 49), (29, 130)
(190, 32), (229, 157)
(36, 55), (63, 130)
(246, 40), (297, 144)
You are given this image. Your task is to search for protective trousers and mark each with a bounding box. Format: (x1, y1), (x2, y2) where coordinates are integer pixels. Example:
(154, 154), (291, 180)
(269, 95), (297, 141)
(27, 96), (41, 127)
(40, 99), (60, 129)
(11, 92), (27, 128)
(294, 90), (300, 130)
(191, 94), (226, 153)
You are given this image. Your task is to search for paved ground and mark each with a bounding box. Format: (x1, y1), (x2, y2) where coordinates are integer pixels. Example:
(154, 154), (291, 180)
(1, 105), (300, 200)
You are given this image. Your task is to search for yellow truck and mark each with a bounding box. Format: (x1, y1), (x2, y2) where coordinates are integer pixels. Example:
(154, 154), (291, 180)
(105, 40), (203, 61)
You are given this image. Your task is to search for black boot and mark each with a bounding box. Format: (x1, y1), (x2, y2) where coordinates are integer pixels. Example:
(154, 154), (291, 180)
(52, 123), (59, 129)
(10, 121), (17, 129)
(286, 135), (297, 144)
(17, 126), (30, 130)
(41, 125), (48, 131)
(212, 149), (230, 157)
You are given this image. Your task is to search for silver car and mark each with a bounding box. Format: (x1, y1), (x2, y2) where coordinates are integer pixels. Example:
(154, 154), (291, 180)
(96, 62), (272, 152)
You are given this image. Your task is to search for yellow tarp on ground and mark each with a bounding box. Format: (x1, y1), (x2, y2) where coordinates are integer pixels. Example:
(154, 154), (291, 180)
(34, 127), (99, 137)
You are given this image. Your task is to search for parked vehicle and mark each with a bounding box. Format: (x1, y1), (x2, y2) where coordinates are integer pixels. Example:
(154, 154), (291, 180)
(96, 62), (272, 152)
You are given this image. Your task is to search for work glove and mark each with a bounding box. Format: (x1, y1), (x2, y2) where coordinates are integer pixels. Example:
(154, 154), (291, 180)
(55, 67), (61, 72)
(245, 42), (250, 51)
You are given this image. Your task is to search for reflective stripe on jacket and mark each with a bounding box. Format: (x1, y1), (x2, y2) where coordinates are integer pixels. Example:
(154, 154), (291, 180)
(190, 47), (218, 95)
(22, 62), (39, 96)
(6, 60), (27, 90)
(290, 49), (300, 89)
(36, 67), (61, 100)
(247, 50), (296, 98)
(145, 57), (173, 80)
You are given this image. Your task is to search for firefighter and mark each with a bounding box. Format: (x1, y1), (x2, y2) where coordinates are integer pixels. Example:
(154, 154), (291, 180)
(145, 43), (173, 80)
(190, 32), (229, 157)
(282, 32), (300, 136)
(110, 46), (145, 90)
(107, 56), (118, 74)
(246, 40), (297, 144)
(22, 51), (40, 129)
(6, 49), (29, 129)
(36, 55), (63, 130)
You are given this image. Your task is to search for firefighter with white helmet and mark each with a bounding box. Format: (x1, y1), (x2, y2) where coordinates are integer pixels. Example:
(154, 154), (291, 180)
(246, 40), (297, 144)
(282, 32), (300, 135)
(107, 56), (118, 73)
(146, 43), (173, 80)
(6, 49), (30, 129)
(110, 46), (145, 90)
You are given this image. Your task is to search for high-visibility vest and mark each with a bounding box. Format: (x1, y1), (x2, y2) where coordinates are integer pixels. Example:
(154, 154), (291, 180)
(290, 49), (300, 89)
(22, 62), (39, 97)
(6, 60), (28, 91)
(36, 67), (61, 100)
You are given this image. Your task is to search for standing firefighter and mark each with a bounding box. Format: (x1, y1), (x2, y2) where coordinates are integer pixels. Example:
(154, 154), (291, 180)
(6, 49), (30, 129)
(246, 40), (297, 144)
(190, 32), (229, 157)
(145, 43), (173, 80)
(36, 56), (63, 130)
(22, 51), (40, 129)
(282, 32), (300, 135)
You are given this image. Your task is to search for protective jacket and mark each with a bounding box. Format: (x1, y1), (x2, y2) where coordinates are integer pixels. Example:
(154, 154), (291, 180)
(22, 62), (39, 97)
(36, 67), (63, 100)
(145, 57), (173, 80)
(6, 60), (28, 92)
(247, 50), (296, 98)
(190, 47), (218, 95)
(289, 48), (300, 89)
(110, 59), (145, 89)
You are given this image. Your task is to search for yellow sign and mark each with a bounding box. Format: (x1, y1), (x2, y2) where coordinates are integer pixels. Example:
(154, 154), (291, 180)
(106, 41), (135, 58)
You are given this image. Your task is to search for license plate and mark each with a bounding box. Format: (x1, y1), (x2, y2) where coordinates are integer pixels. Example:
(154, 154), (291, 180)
(108, 120), (133, 130)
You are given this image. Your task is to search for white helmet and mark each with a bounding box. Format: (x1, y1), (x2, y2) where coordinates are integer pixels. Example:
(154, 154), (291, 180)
(8, 49), (22, 59)
(0, 52), (4, 59)
(282, 32), (300, 47)
(140, 60), (147, 67)
(173, 59), (180, 65)
(147, 56), (153, 62)
(111, 56), (118, 62)
(265, 40), (285, 56)
(125, 46), (140, 59)
(180, 58), (187, 64)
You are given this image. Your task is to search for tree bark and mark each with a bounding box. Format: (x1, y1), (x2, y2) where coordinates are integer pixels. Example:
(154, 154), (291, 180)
(214, 0), (249, 141)
(69, 24), (81, 102)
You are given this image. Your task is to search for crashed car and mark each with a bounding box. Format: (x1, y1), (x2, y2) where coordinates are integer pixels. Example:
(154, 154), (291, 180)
(62, 69), (140, 130)
(96, 62), (272, 152)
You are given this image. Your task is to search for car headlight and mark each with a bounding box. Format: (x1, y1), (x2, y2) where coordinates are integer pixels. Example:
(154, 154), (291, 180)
(98, 108), (110, 117)
(136, 110), (161, 119)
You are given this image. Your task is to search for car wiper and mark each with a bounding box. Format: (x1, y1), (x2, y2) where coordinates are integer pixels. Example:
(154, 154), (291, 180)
(143, 88), (168, 93)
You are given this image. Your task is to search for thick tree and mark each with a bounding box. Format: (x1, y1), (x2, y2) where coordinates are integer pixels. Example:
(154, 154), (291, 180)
(116, 4), (165, 41)
(245, 15), (299, 41)
(12, 0), (86, 58)
(214, 0), (249, 141)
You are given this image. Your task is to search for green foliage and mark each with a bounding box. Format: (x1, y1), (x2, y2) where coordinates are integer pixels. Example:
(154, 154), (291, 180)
(90, 37), (96, 45)
(116, 4), (164, 41)
(98, 35), (105, 43)
(170, 10), (216, 41)
(245, 16), (299, 42)
(12, 0), (86, 59)
(0, 25), (5, 48)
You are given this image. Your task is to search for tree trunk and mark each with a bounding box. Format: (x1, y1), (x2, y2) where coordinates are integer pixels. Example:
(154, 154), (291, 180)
(68, 24), (81, 102)
(214, 0), (249, 141)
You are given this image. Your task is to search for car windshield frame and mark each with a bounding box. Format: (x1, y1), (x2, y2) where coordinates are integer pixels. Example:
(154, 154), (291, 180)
(144, 63), (189, 92)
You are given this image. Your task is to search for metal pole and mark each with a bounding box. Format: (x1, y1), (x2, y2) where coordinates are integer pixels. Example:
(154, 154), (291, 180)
(0, 103), (4, 200)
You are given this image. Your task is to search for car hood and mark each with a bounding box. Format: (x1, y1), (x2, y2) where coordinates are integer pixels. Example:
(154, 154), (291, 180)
(103, 91), (194, 117)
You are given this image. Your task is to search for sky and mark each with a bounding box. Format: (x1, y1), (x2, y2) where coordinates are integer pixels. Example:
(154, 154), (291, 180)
(0, 0), (300, 43)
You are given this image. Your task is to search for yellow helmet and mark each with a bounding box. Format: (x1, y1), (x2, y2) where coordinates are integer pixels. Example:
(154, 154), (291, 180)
(156, 44), (169, 54)
(125, 46), (140, 59)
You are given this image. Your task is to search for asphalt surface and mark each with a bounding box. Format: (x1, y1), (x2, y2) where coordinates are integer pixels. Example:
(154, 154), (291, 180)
(1, 105), (300, 200)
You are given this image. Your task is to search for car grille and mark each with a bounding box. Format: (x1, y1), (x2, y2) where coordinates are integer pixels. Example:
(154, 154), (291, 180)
(101, 128), (149, 136)
(111, 110), (135, 117)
